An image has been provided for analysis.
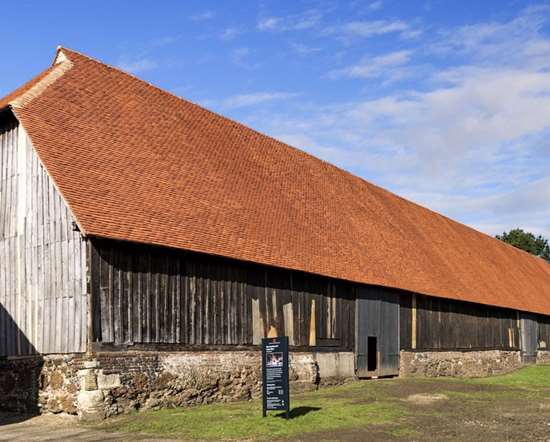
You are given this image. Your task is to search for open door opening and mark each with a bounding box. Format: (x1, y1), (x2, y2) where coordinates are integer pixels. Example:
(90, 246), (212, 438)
(367, 336), (377, 371)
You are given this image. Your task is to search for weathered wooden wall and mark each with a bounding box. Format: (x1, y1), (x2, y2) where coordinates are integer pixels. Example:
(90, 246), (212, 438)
(400, 292), (520, 351)
(90, 239), (355, 350)
(0, 113), (87, 356)
(537, 314), (550, 350)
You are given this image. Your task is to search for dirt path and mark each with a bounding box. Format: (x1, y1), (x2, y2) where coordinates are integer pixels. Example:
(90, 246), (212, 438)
(296, 378), (550, 442)
(0, 413), (175, 442)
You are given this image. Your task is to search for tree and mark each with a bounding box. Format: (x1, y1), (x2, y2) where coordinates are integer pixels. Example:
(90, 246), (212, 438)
(496, 228), (550, 262)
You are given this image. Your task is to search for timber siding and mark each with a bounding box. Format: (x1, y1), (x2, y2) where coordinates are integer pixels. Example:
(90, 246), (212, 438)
(539, 314), (550, 349)
(0, 114), (87, 356)
(90, 239), (355, 351)
(400, 293), (520, 351)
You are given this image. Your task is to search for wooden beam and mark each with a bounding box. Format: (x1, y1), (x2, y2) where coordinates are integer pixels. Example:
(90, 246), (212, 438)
(411, 294), (417, 350)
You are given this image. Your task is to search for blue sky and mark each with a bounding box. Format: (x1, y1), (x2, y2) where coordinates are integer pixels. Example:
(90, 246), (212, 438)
(1, 1), (549, 237)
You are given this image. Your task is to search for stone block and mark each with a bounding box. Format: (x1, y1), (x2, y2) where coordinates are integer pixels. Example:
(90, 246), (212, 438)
(77, 389), (105, 421)
(83, 360), (100, 369)
(97, 371), (121, 390)
(78, 369), (98, 391)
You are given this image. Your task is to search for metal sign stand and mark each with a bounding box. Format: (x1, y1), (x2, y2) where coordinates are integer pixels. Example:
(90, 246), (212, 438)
(261, 336), (290, 419)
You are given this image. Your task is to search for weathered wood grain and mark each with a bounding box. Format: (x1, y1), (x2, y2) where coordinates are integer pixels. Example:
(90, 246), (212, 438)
(0, 115), (87, 356)
(90, 239), (356, 350)
(400, 291), (521, 351)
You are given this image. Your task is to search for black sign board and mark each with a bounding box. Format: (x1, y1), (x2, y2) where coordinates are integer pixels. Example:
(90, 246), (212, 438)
(262, 336), (290, 418)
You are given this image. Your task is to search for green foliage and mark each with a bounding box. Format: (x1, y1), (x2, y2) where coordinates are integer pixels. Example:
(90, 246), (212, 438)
(496, 228), (550, 262)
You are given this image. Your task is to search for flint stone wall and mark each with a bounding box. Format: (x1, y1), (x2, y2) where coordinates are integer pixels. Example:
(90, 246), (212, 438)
(0, 350), (353, 420)
(78, 351), (319, 420)
(0, 355), (82, 415)
(399, 350), (522, 378)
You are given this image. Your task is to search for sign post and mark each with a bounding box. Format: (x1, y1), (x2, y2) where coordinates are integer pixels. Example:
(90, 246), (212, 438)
(261, 336), (290, 419)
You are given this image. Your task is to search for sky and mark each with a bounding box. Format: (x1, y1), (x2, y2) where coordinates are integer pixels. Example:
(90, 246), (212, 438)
(1, 1), (549, 238)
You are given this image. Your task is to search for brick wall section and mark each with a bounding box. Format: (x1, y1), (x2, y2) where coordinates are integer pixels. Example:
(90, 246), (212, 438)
(399, 350), (523, 378)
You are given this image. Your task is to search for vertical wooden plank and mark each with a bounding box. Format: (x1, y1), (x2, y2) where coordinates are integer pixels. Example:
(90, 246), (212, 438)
(309, 299), (316, 346)
(411, 293), (417, 350)
(283, 303), (294, 346)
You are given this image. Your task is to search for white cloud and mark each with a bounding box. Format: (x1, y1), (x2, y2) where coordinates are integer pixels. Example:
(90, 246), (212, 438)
(150, 36), (179, 47)
(257, 10), (322, 32)
(117, 58), (158, 74)
(327, 20), (420, 40)
(329, 50), (412, 79)
(190, 10), (215, 21)
(216, 92), (300, 110)
(220, 27), (242, 41)
(289, 42), (322, 56)
(369, 1), (384, 10)
(242, 7), (550, 239)
(258, 17), (281, 31)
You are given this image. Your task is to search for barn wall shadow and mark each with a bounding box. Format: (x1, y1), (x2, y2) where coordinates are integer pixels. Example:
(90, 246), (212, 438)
(0, 302), (43, 424)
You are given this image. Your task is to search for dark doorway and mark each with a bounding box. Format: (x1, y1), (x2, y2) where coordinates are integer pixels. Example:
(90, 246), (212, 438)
(356, 286), (399, 378)
(367, 336), (377, 371)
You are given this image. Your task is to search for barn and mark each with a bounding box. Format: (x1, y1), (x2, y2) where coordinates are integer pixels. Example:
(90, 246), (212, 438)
(1, 47), (550, 419)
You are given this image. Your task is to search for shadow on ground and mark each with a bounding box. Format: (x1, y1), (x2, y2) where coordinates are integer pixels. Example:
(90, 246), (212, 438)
(0, 412), (38, 427)
(276, 406), (322, 419)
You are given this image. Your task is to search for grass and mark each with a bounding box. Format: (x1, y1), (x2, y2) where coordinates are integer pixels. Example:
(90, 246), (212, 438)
(93, 365), (550, 441)
(97, 393), (404, 440)
(468, 365), (550, 389)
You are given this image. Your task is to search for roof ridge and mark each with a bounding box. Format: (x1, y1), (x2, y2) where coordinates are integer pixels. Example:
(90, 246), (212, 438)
(10, 57), (73, 109)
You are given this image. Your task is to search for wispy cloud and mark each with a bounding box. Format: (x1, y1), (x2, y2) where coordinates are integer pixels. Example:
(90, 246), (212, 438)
(242, 6), (550, 238)
(220, 27), (242, 41)
(117, 57), (158, 74)
(149, 36), (180, 47)
(289, 42), (322, 56)
(116, 35), (181, 74)
(369, 1), (384, 11)
(326, 20), (421, 40)
(207, 92), (300, 110)
(329, 50), (412, 79)
(257, 10), (322, 32)
(190, 10), (215, 21)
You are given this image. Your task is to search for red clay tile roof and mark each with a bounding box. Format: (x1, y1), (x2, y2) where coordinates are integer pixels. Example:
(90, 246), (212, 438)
(3, 47), (550, 315)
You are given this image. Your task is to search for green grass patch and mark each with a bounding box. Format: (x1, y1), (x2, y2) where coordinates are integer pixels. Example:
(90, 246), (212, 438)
(97, 392), (404, 441)
(467, 365), (550, 389)
(93, 366), (550, 440)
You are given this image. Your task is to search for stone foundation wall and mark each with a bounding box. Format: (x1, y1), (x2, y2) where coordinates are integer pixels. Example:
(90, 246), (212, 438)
(0, 350), (353, 420)
(399, 350), (522, 378)
(0, 356), (43, 414)
(2, 348), (542, 418)
(537, 350), (550, 364)
(78, 351), (319, 420)
(0, 355), (83, 415)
